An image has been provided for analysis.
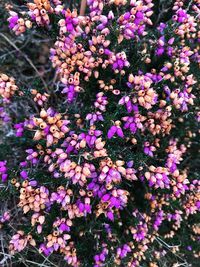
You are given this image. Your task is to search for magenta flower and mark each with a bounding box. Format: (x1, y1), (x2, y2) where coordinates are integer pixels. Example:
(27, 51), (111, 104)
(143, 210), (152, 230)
(20, 170), (28, 179)
(107, 211), (114, 221)
(107, 124), (124, 139)
(0, 161), (8, 182)
(8, 14), (19, 29)
(107, 126), (117, 139)
(14, 122), (25, 137)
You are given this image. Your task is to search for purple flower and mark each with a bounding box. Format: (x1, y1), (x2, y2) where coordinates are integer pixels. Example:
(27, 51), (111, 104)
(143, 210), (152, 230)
(0, 161), (8, 182)
(107, 126), (117, 139)
(116, 127), (124, 138)
(8, 15), (19, 29)
(20, 170), (28, 179)
(107, 125), (124, 139)
(107, 211), (114, 221)
(102, 194), (110, 202)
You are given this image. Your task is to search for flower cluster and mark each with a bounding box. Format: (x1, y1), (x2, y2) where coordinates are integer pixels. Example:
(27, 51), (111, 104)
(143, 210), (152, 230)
(0, 73), (18, 101)
(0, 107), (10, 123)
(0, 0), (200, 266)
(9, 231), (36, 254)
(31, 89), (49, 106)
(8, 0), (63, 31)
(31, 108), (70, 147)
(8, 11), (32, 35)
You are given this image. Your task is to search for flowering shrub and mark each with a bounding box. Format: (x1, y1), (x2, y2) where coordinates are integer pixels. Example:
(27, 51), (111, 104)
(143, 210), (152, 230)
(0, 0), (200, 266)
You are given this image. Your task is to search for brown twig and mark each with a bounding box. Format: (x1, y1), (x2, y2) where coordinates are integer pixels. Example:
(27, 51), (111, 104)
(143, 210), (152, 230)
(80, 0), (87, 16)
(0, 33), (48, 91)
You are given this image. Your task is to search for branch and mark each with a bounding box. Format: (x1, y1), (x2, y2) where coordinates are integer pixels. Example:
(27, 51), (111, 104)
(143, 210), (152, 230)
(80, 0), (87, 16)
(0, 33), (48, 91)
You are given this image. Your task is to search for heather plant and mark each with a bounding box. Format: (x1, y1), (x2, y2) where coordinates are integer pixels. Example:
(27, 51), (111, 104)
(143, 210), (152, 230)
(0, 0), (200, 266)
